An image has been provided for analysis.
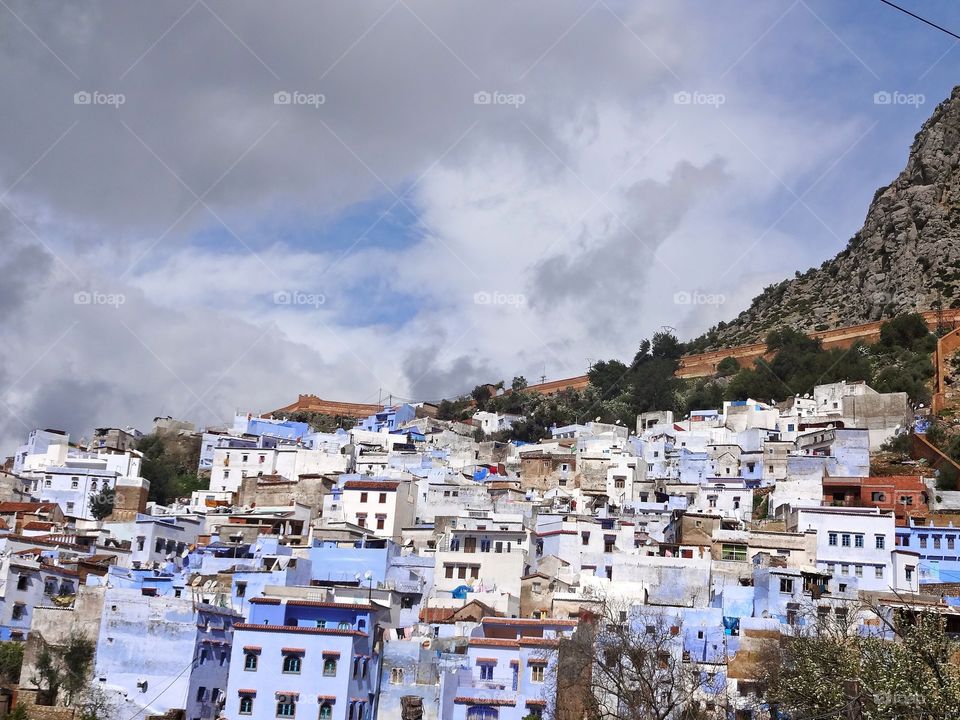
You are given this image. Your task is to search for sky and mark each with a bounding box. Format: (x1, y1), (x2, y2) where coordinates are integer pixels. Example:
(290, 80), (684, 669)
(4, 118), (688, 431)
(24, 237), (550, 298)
(0, 0), (958, 452)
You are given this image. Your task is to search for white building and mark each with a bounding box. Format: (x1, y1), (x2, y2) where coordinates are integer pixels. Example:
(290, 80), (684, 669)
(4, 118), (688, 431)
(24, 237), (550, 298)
(788, 507), (918, 593)
(208, 445), (347, 493)
(336, 478), (416, 541)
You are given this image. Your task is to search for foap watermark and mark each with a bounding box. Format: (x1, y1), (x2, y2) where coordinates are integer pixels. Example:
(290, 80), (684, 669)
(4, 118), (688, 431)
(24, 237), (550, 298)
(74, 290), (125, 308)
(273, 290), (326, 308)
(674, 290), (726, 306)
(474, 290), (526, 307)
(874, 90), (925, 108)
(274, 90), (326, 108)
(74, 90), (125, 108)
(474, 90), (525, 108)
(673, 90), (725, 108)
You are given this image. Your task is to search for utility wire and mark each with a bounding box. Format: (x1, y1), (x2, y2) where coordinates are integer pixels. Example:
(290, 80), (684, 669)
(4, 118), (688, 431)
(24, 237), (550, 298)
(878, 0), (960, 42)
(121, 654), (197, 720)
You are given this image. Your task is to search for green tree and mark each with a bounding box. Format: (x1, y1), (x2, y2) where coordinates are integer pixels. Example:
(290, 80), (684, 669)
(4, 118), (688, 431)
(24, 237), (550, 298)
(0, 641), (23, 686)
(89, 488), (114, 521)
(588, 360), (630, 399)
(715, 356), (740, 377)
(31, 630), (94, 706)
(137, 433), (203, 505)
(470, 384), (493, 411)
(878, 312), (935, 353)
(761, 605), (960, 720)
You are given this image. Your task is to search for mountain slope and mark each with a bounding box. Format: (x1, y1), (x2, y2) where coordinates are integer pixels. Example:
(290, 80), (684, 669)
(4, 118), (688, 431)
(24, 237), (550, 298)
(692, 86), (960, 352)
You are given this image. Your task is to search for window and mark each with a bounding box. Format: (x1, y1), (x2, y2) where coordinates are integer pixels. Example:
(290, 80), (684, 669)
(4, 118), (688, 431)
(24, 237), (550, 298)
(828, 533), (838, 546)
(779, 578), (794, 593)
(323, 657), (337, 677)
(905, 565), (915, 581)
(871, 491), (884, 502)
(445, 565), (454, 579)
(934, 536), (942, 549)
(376, 515), (386, 531)
(242, 454), (248, 462)
(854, 535), (864, 549)
(244, 653), (258, 671)
(875, 535), (885, 550)
(920, 536), (928, 549)
(276, 700), (296, 717)
(319, 704), (333, 720)
(479, 664), (494, 680)
(950, 536), (957, 550)
(721, 544), (747, 561)
(239, 697), (253, 715)
(902, 496), (914, 506)
(390, 667), (404, 684)
(530, 665), (545, 683)
(841, 565), (849, 576)
(11, 605), (24, 621)
(71, 479), (79, 489)
(137, 537), (145, 551)
(379, 493), (387, 503)
(466, 708), (498, 720)
(283, 655), (302, 674)
(854, 565), (863, 578)
(196, 687), (206, 702)
(581, 532), (590, 546)
(875, 566), (884, 579)
(356, 514), (367, 528)
(16, 575), (27, 591)
(841, 534), (851, 548)
(236, 582), (247, 598)
(360, 492), (368, 503)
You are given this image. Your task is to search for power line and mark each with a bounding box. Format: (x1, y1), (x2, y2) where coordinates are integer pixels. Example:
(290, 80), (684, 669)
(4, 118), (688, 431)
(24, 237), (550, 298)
(877, 0), (960, 41)
(121, 654), (197, 720)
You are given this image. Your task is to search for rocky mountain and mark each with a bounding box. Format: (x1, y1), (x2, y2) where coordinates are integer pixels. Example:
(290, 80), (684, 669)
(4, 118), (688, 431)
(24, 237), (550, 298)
(691, 86), (960, 352)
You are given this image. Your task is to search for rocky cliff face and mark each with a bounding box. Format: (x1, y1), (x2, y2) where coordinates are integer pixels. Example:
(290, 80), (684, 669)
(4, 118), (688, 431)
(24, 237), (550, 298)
(695, 86), (960, 351)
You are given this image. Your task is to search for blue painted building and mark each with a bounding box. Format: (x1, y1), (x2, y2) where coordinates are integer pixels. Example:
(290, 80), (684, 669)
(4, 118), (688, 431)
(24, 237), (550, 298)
(225, 596), (387, 720)
(355, 405), (416, 433)
(896, 517), (960, 583)
(443, 617), (576, 720)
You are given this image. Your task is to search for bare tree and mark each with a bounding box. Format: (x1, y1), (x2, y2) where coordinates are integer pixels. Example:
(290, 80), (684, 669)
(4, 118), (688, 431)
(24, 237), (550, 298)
(755, 592), (960, 720)
(552, 593), (725, 720)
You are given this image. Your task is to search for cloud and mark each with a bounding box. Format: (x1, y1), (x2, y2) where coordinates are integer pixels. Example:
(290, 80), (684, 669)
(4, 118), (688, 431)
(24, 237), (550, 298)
(531, 158), (730, 312)
(0, 0), (954, 452)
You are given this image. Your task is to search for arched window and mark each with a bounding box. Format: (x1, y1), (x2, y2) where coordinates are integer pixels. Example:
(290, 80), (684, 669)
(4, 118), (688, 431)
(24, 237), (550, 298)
(466, 707), (498, 720)
(319, 704), (333, 720)
(338, 621), (351, 630)
(239, 696), (253, 715)
(323, 657), (337, 677)
(283, 654), (302, 674)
